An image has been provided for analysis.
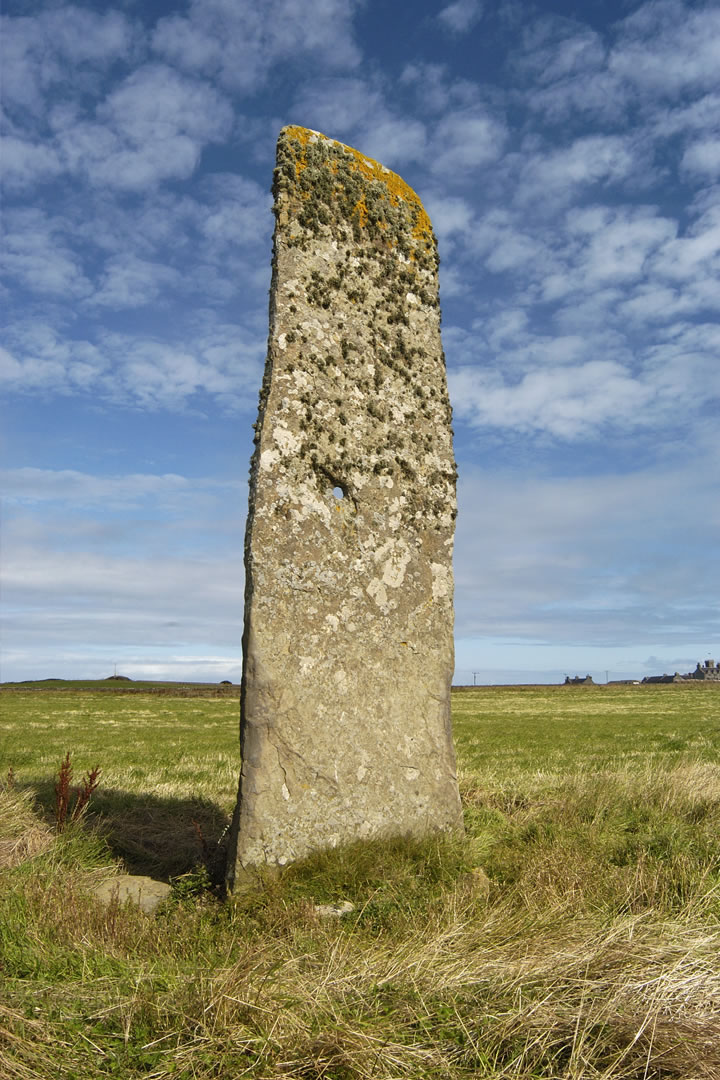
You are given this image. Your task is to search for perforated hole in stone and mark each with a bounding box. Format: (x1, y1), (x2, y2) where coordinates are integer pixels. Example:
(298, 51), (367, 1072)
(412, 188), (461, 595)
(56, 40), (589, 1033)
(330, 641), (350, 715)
(332, 486), (344, 500)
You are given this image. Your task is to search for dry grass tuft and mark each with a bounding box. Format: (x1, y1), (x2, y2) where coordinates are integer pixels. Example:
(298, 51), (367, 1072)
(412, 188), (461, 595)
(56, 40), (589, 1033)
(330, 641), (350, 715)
(0, 786), (54, 870)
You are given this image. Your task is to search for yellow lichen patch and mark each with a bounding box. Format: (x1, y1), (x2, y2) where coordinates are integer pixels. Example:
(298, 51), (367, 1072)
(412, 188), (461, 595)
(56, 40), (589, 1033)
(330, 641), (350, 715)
(283, 124), (317, 176)
(281, 125), (434, 248)
(353, 194), (369, 228)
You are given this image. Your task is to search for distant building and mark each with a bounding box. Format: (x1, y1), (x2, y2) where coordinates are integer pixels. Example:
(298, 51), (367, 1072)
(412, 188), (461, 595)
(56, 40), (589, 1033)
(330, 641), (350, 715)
(643, 659), (720, 684)
(563, 674), (594, 685)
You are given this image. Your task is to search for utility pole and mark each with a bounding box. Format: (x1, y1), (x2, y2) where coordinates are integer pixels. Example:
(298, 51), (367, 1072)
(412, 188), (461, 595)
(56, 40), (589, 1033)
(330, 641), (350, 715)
(472, 671), (480, 686)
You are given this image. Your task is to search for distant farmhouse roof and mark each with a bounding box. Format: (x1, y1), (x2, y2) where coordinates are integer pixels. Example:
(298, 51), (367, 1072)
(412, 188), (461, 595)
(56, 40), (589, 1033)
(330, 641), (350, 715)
(643, 659), (720, 684)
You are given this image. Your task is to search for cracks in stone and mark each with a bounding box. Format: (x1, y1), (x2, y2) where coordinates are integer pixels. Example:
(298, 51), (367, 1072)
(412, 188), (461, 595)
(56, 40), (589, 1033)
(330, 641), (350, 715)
(269, 728), (340, 795)
(274, 744), (290, 796)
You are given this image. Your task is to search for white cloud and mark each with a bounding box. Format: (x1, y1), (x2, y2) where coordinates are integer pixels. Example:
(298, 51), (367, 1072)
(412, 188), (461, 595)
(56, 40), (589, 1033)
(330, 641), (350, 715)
(610, 0), (720, 95)
(92, 255), (182, 309)
(48, 65), (233, 190)
(54, 176), (271, 300)
(152, 0), (362, 92)
(0, 343), (72, 393)
(527, 23), (605, 85)
(399, 62), (479, 115)
(650, 204), (720, 282)
(447, 313), (720, 442)
(1, 468), (243, 511)
(2, 466), (246, 680)
(429, 107), (507, 176)
(681, 138), (720, 181)
(292, 78), (384, 139)
(514, 4), (720, 141)
(483, 309), (529, 348)
(1, 322), (265, 411)
(438, 263), (466, 298)
(516, 135), (637, 206)
(47, 106), (118, 168)
(450, 360), (656, 439)
(0, 323), (109, 392)
(567, 205), (677, 285)
(101, 63), (232, 145)
(0, 6), (137, 116)
(453, 460), (719, 644)
(35, 6), (136, 66)
(103, 324), (265, 411)
(2, 643), (243, 686)
(121, 343), (230, 407)
(359, 116), (428, 170)
(437, 0), (484, 35)
(484, 230), (541, 273)
(618, 279), (720, 323)
(3, 468), (188, 505)
(463, 208), (543, 266)
(1, 209), (92, 299)
(321, 65), (507, 181)
(617, 285), (686, 324)
(424, 194), (475, 243)
(3, 139), (271, 334)
(505, 335), (589, 369)
(0, 135), (62, 190)
(151, 19), (217, 74)
(511, 15), (608, 85)
(448, 185), (717, 336)
(652, 92), (720, 140)
(54, 117), (201, 191)
(642, 322), (720, 400)
(197, 175), (272, 250)
(511, 20), (624, 124)
(3, 543), (244, 650)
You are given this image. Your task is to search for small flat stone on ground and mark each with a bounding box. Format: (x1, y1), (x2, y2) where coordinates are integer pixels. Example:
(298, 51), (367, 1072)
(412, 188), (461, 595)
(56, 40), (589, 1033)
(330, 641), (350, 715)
(312, 900), (356, 918)
(91, 873), (171, 914)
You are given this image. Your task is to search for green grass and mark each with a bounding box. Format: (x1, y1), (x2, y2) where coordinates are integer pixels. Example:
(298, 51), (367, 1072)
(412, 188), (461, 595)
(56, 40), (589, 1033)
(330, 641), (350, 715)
(1, 684), (719, 1078)
(0, 690), (238, 877)
(453, 683), (720, 772)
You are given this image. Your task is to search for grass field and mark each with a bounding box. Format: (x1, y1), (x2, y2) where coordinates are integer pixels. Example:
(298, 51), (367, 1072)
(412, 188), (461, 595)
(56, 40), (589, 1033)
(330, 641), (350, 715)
(1, 683), (719, 1078)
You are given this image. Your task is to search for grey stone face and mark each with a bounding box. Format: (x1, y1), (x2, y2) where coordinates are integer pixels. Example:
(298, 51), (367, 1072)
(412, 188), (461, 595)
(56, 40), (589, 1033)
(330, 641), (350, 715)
(227, 126), (463, 882)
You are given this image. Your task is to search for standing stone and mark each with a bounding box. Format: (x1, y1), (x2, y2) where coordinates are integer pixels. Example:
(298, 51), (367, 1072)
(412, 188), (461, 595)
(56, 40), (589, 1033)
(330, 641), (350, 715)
(227, 126), (462, 882)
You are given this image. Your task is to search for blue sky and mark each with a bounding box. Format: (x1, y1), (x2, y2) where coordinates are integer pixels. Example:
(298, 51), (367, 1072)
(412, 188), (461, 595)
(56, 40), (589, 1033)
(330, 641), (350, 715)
(2, 0), (719, 685)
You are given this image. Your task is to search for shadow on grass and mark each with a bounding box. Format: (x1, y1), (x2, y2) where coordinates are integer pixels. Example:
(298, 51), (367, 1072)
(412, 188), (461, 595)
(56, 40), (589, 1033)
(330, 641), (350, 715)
(21, 780), (232, 881)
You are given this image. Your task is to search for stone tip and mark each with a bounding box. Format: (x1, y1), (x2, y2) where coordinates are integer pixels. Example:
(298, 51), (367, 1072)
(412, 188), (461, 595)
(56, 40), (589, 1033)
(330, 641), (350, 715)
(277, 125), (431, 234)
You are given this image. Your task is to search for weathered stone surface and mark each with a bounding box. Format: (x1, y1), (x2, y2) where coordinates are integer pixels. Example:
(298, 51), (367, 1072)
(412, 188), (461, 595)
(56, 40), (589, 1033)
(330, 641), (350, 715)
(312, 900), (356, 918)
(91, 874), (171, 914)
(227, 126), (463, 881)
